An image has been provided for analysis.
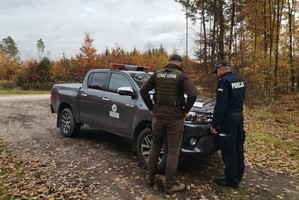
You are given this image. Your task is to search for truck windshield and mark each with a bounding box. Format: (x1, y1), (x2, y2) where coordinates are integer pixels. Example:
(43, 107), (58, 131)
(130, 73), (151, 88)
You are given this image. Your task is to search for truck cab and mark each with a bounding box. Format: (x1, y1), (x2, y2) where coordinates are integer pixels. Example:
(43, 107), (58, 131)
(50, 63), (218, 172)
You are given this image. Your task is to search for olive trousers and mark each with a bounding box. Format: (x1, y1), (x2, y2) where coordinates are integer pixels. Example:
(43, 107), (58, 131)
(147, 116), (184, 189)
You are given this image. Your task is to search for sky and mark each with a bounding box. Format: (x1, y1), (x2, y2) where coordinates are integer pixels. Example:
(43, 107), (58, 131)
(0, 0), (197, 61)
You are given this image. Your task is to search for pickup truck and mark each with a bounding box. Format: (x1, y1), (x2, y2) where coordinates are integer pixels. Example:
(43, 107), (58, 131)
(50, 64), (218, 171)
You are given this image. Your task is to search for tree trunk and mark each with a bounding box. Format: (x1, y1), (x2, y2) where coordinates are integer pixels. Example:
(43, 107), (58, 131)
(218, 0), (225, 60)
(229, 0), (236, 60)
(287, 0), (295, 92)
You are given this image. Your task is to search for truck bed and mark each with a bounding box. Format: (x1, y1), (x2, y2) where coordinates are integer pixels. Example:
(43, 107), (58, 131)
(53, 83), (82, 90)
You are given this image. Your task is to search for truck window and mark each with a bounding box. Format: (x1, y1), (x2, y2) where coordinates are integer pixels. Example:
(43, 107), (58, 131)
(88, 72), (107, 90)
(130, 72), (150, 88)
(108, 73), (132, 93)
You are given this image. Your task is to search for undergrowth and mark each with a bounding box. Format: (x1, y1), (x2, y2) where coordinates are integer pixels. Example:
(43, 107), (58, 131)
(244, 95), (299, 177)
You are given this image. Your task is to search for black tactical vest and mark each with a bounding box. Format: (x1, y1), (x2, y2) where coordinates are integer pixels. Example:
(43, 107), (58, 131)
(154, 68), (183, 106)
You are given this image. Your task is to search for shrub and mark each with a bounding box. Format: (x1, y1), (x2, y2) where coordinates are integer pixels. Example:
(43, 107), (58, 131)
(0, 80), (15, 89)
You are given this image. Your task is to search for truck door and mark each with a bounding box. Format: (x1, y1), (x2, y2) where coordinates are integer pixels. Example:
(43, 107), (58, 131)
(100, 72), (136, 136)
(78, 72), (107, 126)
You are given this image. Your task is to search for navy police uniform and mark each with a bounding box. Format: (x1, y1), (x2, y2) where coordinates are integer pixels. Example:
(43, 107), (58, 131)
(212, 65), (245, 187)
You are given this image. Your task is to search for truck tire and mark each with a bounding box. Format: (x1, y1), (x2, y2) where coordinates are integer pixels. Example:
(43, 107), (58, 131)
(137, 128), (167, 173)
(59, 108), (80, 138)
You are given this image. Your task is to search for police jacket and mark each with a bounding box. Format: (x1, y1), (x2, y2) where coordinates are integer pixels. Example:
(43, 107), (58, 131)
(140, 63), (197, 120)
(212, 72), (245, 129)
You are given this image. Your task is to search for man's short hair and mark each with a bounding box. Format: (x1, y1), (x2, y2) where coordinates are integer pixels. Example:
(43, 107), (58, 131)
(169, 54), (183, 62)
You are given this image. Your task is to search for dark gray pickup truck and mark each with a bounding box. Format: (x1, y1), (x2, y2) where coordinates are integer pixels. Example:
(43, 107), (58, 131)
(50, 65), (218, 171)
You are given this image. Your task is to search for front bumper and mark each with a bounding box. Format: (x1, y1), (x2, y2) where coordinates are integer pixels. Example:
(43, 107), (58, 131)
(180, 123), (219, 156)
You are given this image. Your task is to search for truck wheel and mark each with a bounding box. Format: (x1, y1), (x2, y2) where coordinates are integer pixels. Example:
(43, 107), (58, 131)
(59, 108), (80, 137)
(137, 128), (167, 173)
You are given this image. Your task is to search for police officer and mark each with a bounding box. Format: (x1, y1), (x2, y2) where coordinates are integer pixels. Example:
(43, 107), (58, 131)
(140, 54), (197, 195)
(210, 61), (245, 188)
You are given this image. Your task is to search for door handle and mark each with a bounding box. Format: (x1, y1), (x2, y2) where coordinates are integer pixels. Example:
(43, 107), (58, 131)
(81, 93), (87, 97)
(102, 97), (110, 101)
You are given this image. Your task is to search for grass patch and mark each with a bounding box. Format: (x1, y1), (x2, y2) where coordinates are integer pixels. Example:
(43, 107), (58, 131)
(245, 103), (299, 177)
(250, 109), (273, 121)
(246, 129), (299, 175)
(288, 123), (299, 132)
(0, 89), (49, 95)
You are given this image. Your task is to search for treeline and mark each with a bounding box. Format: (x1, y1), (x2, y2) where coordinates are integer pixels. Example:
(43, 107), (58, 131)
(0, 34), (200, 90)
(0, 31), (298, 106)
(1, 0), (299, 106)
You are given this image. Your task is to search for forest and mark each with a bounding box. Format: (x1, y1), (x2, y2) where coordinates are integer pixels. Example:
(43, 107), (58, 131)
(0, 1), (298, 198)
(0, 0), (299, 106)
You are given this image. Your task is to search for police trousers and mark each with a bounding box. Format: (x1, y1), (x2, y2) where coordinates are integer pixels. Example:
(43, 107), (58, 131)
(219, 112), (245, 184)
(147, 116), (184, 189)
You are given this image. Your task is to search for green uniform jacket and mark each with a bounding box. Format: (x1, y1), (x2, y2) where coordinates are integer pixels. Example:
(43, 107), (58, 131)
(140, 63), (197, 120)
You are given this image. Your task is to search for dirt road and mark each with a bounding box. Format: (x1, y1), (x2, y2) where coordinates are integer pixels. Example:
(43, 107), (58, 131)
(0, 94), (298, 199)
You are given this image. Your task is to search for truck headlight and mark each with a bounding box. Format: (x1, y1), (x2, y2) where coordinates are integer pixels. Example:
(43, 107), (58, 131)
(185, 112), (212, 124)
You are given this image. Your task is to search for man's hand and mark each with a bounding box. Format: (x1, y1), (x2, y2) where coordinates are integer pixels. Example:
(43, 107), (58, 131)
(184, 112), (188, 119)
(210, 127), (217, 135)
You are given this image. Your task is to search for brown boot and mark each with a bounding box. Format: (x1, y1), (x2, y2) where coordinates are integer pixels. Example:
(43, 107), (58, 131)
(165, 182), (185, 195)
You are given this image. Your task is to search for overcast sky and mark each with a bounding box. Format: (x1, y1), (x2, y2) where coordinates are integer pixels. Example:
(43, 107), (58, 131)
(0, 0), (196, 60)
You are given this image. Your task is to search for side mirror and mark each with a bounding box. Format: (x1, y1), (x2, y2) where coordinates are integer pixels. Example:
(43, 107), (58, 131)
(117, 87), (135, 96)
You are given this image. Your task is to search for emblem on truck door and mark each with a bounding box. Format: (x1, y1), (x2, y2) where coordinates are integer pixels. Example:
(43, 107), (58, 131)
(110, 104), (119, 119)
